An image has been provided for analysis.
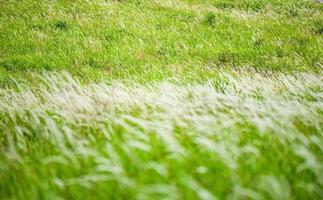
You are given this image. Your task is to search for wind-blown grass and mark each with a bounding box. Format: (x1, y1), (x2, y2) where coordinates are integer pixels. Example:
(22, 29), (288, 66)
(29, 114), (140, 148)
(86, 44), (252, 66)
(0, 71), (322, 199)
(1, 1), (322, 199)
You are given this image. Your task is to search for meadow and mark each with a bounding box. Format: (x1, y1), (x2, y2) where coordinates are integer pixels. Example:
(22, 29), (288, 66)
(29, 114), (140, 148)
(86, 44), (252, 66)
(0, 0), (322, 199)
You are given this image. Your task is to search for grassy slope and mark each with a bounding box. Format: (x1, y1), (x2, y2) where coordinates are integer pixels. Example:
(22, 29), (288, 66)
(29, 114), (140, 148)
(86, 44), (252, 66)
(0, 0), (322, 85)
(0, 0), (323, 200)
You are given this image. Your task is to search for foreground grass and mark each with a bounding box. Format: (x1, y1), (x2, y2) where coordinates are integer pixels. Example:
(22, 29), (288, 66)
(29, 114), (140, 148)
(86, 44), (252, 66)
(0, 71), (322, 199)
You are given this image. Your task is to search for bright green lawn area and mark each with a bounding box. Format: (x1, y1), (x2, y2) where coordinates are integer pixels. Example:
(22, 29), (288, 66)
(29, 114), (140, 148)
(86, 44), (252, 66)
(0, 0), (322, 85)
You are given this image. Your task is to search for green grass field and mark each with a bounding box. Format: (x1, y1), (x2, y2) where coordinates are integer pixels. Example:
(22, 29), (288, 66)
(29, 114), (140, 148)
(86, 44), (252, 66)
(0, 0), (322, 199)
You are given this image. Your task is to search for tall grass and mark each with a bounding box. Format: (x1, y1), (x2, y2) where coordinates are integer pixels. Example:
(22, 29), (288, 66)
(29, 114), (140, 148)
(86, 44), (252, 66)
(0, 71), (322, 199)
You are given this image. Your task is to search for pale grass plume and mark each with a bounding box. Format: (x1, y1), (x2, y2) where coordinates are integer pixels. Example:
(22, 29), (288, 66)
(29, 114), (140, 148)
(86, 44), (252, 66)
(0, 71), (322, 199)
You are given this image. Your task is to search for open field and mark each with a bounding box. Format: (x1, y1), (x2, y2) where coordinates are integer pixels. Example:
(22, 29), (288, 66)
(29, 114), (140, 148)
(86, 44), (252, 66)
(0, 0), (323, 199)
(0, 0), (322, 85)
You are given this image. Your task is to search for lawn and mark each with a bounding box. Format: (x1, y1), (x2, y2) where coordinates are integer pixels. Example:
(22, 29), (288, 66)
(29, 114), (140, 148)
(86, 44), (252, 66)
(0, 0), (322, 199)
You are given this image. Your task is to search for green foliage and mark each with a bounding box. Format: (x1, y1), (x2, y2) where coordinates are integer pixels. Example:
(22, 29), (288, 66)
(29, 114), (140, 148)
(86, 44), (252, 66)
(0, 0), (322, 199)
(204, 12), (217, 27)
